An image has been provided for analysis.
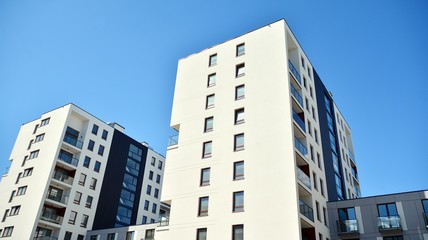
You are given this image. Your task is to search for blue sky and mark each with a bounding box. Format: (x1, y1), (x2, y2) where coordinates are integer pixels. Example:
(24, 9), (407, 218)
(0, 0), (427, 197)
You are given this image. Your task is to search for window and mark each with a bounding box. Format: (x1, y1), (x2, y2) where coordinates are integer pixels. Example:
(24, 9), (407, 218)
(310, 86), (314, 98)
(2, 210), (9, 222)
(86, 196), (93, 208)
(27, 139), (33, 150)
(90, 178), (97, 190)
(145, 229), (155, 239)
(16, 172), (22, 183)
(314, 129), (319, 143)
(236, 63), (245, 77)
(64, 231), (72, 240)
(81, 214), (89, 228)
(303, 77), (307, 89)
(144, 200), (149, 210)
(207, 73), (216, 87)
(310, 145), (314, 161)
(235, 84), (245, 100)
(308, 66), (312, 78)
(235, 108), (245, 124)
(204, 117), (214, 132)
(383, 236), (404, 240)
(82, 156), (91, 168)
(319, 233), (323, 240)
(200, 168), (210, 186)
(316, 201), (321, 221)
(35, 133), (45, 142)
(301, 57), (305, 67)
(92, 124), (99, 135)
(74, 191), (82, 204)
(10, 205), (20, 215)
(206, 94), (215, 109)
(232, 225), (243, 240)
(158, 161), (163, 170)
(305, 97), (309, 111)
(198, 197), (209, 216)
(123, 173), (137, 191)
(22, 167), (33, 177)
(88, 140), (95, 151)
(378, 203), (398, 217)
(236, 43), (245, 56)
(98, 145), (105, 156)
(77, 235), (84, 240)
(79, 173), (86, 186)
(2, 226), (13, 237)
(154, 188), (159, 198)
(307, 121), (312, 136)
(102, 130), (108, 140)
(90, 235), (98, 240)
(233, 161), (244, 180)
(313, 172), (317, 190)
(317, 153), (322, 170)
(323, 207), (328, 225)
(156, 174), (161, 184)
(16, 186), (27, 196)
(142, 215), (147, 224)
(196, 228), (207, 240)
(320, 179), (325, 197)
(202, 141), (212, 158)
(209, 54), (217, 66)
(29, 150), (39, 159)
(422, 199), (428, 213)
(125, 231), (134, 240)
(40, 118), (50, 126)
(233, 191), (244, 212)
(94, 161), (101, 172)
(151, 157), (156, 166)
(147, 185), (152, 195)
(234, 133), (244, 151)
(152, 203), (157, 214)
(107, 233), (116, 240)
(69, 211), (77, 224)
(312, 107), (316, 120)
(149, 171), (154, 180)
(9, 191), (15, 202)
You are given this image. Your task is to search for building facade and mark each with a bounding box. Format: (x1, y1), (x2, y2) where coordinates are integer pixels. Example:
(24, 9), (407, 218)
(156, 19), (360, 240)
(327, 190), (428, 240)
(0, 104), (164, 239)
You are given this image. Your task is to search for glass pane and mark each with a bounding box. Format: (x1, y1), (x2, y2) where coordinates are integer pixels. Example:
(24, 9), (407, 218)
(378, 204), (388, 217)
(423, 200), (428, 212)
(387, 203), (398, 216)
(347, 208), (356, 219)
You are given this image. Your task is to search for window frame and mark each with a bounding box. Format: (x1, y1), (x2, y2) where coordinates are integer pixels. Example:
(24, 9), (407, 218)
(200, 168), (210, 186)
(235, 84), (245, 100)
(209, 54), (217, 67)
(198, 196), (209, 217)
(233, 191), (244, 212)
(202, 141), (212, 158)
(233, 161), (244, 180)
(234, 133), (245, 151)
(235, 63), (245, 78)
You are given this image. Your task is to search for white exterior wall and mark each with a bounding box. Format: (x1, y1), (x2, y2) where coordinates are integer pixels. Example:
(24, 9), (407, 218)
(86, 223), (157, 240)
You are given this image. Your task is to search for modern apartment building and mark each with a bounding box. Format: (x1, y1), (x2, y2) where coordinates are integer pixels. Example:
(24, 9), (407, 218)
(0, 104), (164, 239)
(155, 19), (360, 240)
(327, 190), (428, 240)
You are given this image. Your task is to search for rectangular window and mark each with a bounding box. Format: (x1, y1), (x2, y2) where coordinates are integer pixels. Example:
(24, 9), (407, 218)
(305, 98), (309, 111)
(92, 124), (99, 135)
(142, 215), (147, 224)
(149, 171), (154, 180)
(236, 63), (245, 77)
(319, 233), (323, 240)
(2, 226), (13, 237)
(69, 211), (77, 224)
(86, 196), (93, 208)
(98, 145), (105, 156)
(16, 186), (27, 196)
(94, 161), (101, 173)
(158, 161), (163, 170)
(198, 197), (209, 216)
(310, 86), (314, 98)
(200, 168), (210, 186)
(10, 205), (20, 215)
(74, 191), (82, 204)
(151, 157), (156, 166)
(64, 231), (72, 240)
(320, 179), (325, 197)
(125, 231), (134, 240)
(35, 133), (45, 142)
(383, 237), (404, 240)
(81, 214), (89, 228)
(235, 108), (245, 124)
(23, 167), (33, 177)
(83, 156), (91, 168)
(88, 140), (95, 151)
(144, 200), (149, 210)
(236, 43), (245, 56)
(233, 191), (244, 212)
(206, 94), (215, 109)
(314, 129), (319, 143)
(29, 150), (39, 159)
(209, 54), (217, 66)
(233, 161), (244, 180)
(378, 203), (398, 217)
(204, 117), (214, 132)
(307, 121), (312, 136)
(202, 141), (212, 158)
(156, 174), (161, 184)
(310, 145), (314, 161)
(154, 188), (159, 198)
(79, 173), (86, 186)
(102, 130), (108, 140)
(196, 228), (207, 240)
(234, 133), (244, 151)
(90, 178), (97, 190)
(207, 73), (216, 87)
(316, 201), (321, 221)
(147, 185), (152, 195)
(235, 84), (245, 100)
(323, 207), (328, 225)
(232, 225), (243, 240)
(313, 172), (318, 190)
(107, 233), (116, 240)
(152, 203), (157, 214)
(40, 118), (50, 126)
(301, 57), (305, 68)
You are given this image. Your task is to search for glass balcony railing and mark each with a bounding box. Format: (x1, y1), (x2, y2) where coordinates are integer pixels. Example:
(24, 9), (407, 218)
(288, 60), (302, 85)
(46, 192), (69, 205)
(337, 219), (359, 234)
(299, 200), (314, 222)
(53, 170), (74, 185)
(293, 110), (306, 132)
(63, 134), (83, 149)
(158, 214), (170, 227)
(348, 148), (356, 163)
(40, 211), (63, 224)
(297, 167), (311, 189)
(58, 152), (79, 167)
(34, 237), (59, 240)
(295, 137), (308, 157)
(377, 216), (402, 231)
(168, 135), (178, 147)
(290, 84), (304, 107)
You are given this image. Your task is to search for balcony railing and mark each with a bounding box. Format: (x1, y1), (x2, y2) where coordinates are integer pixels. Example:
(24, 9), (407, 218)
(288, 60), (302, 85)
(351, 168), (359, 181)
(348, 148), (356, 163)
(299, 200), (314, 222)
(63, 134), (83, 149)
(295, 137), (308, 157)
(158, 214), (170, 226)
(46, 192), (69, 204)
(377, 216), (402, 231)
(293, 110), (306, 132)
(290, 84), (304, 107)
(337, 219), (359, 234)
(168, 135), (178, 147)
(58, 152), (79, 167)
(423, 212), (428, 228)
(53, 170), (74, 185)
(297, 167), (311, 189)
(40, 211), (63, 224)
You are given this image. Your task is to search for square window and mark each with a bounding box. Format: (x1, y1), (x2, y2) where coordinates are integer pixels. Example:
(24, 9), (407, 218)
(232, 225), (243, 240)
(94, 161), (101, 173)
(10, 205), (20, 215)
(17, 186), (27, 196)
(196, 228), (207, 240)
(2, 226), (13, 237)
(204, 117), (214, 132)
(235, 84), (245, 100)
(40, 118), (50, 126)
(235, 108), (245, 124)
(202, 141), (212, 158)
(102, 130), (108, 140)
(236, 63), (245, 77)
(209, 54), (217, 66)
(234, 133), (244, 151)
(206, 94), (215, 109)
(233, 191), (244, 212)
(207, 73), (216, 87)
(125, 232), (134, 240)
(35, 133), (45, 142)
(98, 145), (105, 156)
(200, 168), (210, 186)
(233, 161), (244, 180)
(83, 156), (91, 168)
(92, 124), (99, 135)
(88, 140), (95, 151)
(198, 197), (209, 216)
(79, 173), (86, 186)
(236, 43), (245, 56)
(23, 167), (33, 177)
(29, 150), (39, 159)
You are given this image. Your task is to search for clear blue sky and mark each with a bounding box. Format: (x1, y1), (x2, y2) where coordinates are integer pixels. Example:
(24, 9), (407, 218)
(1, 0), (427, 197)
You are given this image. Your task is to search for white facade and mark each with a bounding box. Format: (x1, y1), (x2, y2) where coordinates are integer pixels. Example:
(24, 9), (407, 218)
(157, 19), (332, 240)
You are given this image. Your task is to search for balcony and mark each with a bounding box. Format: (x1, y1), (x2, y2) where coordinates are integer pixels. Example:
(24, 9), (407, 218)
(158, 214), (170, 227)
(295, 137), (308, 157)
(348, 148), (356, 163)
(40, 211), (63, 225)
(52, 169), (74, 185)
(57, 151), (79, 167)
(351, 168), (358, 181)
(46, 192), (69, 205)
(167, 135), (178, 147)
(337, 219), (359, 234)
(354, 187), (361, 198)
(377, 216), (402, 231)
(288, 60), (302, 85)
(63, 134), (83, 149)
(293, 110), (306, 132)
(34, 237), (59, 240)
(290, 84), (304, 107)
(299, 200), (314, 222)
(297, 167), (311, 189)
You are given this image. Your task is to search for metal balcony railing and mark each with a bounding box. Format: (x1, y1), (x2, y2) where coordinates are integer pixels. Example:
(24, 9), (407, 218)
(296, 167), (311, 189)
(168, 135), (178, 147)
(377, 215), (402, 231)
(288, 60), (302, 85)
(337, 219), (359, 234)
(299, 200), (314, 221)
(295, 137), (308, 157)
(290, 84), (304, 107)
(63, 134), (83, 149)
(293, 110), (306, 132)
(58, 152), (79, 167)
(40, 211), (63, 224)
